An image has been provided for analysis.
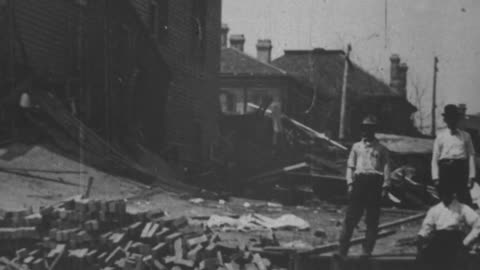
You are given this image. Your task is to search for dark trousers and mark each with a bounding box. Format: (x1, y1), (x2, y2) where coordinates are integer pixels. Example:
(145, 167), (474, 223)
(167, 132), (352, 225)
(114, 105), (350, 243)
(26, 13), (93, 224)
(438, 159), (473, 206)
(417, 230), (467, 270)
(338, 174), (383, 256)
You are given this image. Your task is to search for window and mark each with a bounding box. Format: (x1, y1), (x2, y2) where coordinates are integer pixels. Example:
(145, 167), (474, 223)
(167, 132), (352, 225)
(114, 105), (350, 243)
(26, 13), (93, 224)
(219, 92), (236, 114)
(150, 0), (168, 41)
(246, 88), (282, 113)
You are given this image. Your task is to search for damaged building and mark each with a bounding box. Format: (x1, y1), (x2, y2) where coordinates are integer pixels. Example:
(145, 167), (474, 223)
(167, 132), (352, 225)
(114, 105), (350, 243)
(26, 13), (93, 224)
(0, 0), (222, 176)
(272, 51), (419, 139)
(217, 31), (419, 185)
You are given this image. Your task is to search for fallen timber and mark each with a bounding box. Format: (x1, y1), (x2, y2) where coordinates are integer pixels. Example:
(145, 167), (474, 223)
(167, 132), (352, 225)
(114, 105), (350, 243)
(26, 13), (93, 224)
(247, 103), (348, 151)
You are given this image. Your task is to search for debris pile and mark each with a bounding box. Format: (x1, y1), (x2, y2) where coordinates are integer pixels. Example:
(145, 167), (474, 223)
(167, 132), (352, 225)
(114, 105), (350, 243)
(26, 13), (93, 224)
(0, 197), (278, 270)
(206, 214), (310, 232)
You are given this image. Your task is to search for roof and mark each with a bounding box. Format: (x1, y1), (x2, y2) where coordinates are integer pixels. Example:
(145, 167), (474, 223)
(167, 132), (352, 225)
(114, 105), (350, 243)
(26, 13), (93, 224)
(220, 47), (288, 76)
(376, 133), (433, 155)
(272, 49), (401, 98)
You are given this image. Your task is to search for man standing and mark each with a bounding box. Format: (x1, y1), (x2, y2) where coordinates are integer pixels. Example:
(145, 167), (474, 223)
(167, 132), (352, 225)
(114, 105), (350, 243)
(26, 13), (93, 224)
(432, 104), (476, 207)
(337, 115), (391, 258)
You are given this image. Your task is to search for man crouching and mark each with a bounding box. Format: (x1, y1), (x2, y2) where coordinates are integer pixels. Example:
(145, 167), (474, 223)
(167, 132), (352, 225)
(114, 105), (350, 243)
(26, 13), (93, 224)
(417, 191), (480, 270)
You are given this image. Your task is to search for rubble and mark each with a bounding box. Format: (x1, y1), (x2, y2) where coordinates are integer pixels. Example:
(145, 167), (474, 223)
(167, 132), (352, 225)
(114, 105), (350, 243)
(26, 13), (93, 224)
(189, 198), (205, 204)
(206, 214), (310, 232)
(0, 197), (282, 270)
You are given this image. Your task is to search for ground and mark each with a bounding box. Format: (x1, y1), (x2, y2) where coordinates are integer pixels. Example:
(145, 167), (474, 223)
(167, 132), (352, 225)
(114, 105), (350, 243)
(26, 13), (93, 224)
(0, 143), (143, 211)
(0, 143), (422, 256)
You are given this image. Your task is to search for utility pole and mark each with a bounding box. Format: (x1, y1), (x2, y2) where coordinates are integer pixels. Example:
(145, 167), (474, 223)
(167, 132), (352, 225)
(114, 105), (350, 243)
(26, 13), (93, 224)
(103, 0), (111, 143)
(431, 56), (438, 137)
(339, 44), (352, 140)
(384, 0), (388, 48)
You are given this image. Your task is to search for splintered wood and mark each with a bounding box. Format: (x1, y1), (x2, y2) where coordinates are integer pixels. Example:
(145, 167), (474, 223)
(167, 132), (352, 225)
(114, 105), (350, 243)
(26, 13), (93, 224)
(0, 197), (273, 270)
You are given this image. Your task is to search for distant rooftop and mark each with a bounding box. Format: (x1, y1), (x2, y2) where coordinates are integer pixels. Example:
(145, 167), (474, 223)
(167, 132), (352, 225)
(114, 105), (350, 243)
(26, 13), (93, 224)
(272, 48), (406, 98)
(220, 47), (288, 76)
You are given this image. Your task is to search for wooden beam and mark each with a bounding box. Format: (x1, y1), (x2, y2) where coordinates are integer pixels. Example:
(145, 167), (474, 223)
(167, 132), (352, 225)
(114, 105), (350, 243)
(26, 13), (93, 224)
(376, 213), (425, 231)
(247, 103), (348, 151)
(83, 177), (94, 198)
(0, 167), (81, 187)
(299, 229), (396, 256)
(244, 162), (308, 184)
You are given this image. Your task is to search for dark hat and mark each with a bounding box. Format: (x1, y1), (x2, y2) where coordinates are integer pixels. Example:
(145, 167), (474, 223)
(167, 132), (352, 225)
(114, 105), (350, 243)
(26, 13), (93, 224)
(361, 115), (377, 125)
(442, 104), (460, 118)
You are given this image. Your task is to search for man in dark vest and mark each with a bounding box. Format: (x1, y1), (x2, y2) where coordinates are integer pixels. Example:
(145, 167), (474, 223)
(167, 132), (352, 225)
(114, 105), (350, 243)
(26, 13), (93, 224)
(432, 104), (476, 207)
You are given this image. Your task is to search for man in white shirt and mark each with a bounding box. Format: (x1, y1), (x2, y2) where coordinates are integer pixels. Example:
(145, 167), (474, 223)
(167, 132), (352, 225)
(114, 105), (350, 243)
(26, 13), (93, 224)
(432, 104), (476, 207)
(336, 115), (391, 258)
(417, 193), (480, 270)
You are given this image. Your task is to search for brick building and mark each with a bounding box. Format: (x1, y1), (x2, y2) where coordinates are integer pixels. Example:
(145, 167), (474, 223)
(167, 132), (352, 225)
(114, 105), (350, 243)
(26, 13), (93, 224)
(0, 0), (222, 169)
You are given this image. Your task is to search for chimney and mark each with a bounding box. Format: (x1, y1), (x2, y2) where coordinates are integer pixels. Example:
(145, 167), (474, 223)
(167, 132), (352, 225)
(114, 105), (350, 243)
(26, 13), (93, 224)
(390, 54), (406, 97)
(229, 34), (245, 52)
(398, 63), (408, 98)
(256, 39), (272, 63)
(221, 23), (229, 48)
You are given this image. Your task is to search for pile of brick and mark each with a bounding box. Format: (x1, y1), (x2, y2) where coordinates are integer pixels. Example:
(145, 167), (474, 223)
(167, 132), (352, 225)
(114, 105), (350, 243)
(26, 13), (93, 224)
(0, 197), (275, 270)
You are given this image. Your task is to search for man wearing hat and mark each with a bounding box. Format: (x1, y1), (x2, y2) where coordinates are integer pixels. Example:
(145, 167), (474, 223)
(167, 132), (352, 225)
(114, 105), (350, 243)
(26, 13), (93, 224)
(432, 104), (476, 207)
(336, 115), (391, 258)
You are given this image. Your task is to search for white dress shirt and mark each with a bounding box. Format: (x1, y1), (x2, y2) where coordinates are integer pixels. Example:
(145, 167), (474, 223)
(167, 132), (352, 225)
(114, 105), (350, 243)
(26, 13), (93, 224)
(346, 138), (390, 187)
(431, 129), (476, 179)
(418, 199), (480, 245)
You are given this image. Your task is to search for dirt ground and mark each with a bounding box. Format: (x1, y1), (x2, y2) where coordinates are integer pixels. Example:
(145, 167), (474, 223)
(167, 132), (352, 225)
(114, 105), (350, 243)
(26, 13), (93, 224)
(0, 143), (144, 211)
(0, 143), (422, 255)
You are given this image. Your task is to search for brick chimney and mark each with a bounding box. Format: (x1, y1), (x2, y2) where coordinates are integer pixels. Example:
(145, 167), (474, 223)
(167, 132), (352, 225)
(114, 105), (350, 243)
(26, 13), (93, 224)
(221, 23), (229, 48)
(256, 39), (272, 63)
(390, 54), (408, 98)
(398, 63), (408, 98)
(229, 34), (245, 52)
(390, 54), (401, 89)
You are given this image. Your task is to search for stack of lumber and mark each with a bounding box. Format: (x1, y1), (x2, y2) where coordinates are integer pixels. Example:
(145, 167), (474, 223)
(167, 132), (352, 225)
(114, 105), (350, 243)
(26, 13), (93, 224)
(0, 197), (274, 270)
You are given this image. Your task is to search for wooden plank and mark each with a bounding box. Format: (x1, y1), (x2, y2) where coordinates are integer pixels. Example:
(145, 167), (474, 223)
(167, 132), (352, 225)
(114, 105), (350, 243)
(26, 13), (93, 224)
(376, 213), (425, 231)
(0, 167), (80, 187)
(83, 177), (94, 198)
(247, 103), (348, 150)
(299, 229), (397, 256)
(0, 257), (29, 270)
(48, 244), (66, 270)
(244, 162), (308, 184)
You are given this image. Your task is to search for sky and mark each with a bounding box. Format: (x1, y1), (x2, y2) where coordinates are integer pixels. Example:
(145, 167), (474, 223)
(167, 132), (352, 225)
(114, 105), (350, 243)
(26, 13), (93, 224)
(222, 0), (480, 130)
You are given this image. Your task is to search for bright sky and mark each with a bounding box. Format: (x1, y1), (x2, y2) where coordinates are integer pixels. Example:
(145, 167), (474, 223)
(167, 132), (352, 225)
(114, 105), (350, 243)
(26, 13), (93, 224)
(222, 0), (480, 124)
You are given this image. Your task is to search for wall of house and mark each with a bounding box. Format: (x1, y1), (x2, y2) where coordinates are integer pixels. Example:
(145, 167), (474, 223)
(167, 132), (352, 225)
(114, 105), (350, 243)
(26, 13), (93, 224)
(2, 0), (222, 168)
(130, 0), (222, 165)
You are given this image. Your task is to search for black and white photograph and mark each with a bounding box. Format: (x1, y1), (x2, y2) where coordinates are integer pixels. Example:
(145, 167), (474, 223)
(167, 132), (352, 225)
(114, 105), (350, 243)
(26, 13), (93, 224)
(0, 0), (479, 269)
